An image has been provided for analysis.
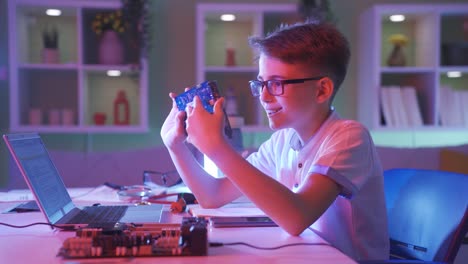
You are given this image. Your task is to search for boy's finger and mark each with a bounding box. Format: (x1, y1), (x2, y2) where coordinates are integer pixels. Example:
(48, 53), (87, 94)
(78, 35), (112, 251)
(169, 92), (178, 109)
(213, 97), (225, 116)
(192, 96), (202, 110)
(176, 111), (187, 123)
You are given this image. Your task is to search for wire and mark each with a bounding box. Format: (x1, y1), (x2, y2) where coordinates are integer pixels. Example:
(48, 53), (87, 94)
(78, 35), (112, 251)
(209, 241), (332, 250)
(0, 222), (76, 231)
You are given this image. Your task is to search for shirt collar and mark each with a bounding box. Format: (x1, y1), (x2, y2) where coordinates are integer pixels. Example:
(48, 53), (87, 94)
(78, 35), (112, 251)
(289, 108), (338, 151)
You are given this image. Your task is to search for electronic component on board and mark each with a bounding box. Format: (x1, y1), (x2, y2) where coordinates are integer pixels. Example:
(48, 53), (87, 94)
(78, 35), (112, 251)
(175, 80), (232, 138)
(57, 217), (208, 259)
(175, 80), (221, 113)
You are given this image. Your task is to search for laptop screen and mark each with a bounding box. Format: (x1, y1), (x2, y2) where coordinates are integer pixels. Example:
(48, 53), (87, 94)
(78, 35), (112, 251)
(4, 133), (74, 222)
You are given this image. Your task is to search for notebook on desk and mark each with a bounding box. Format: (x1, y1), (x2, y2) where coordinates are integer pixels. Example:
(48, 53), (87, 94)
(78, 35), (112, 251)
(3, 132), (164, 229)
(188, 204), (277, 227)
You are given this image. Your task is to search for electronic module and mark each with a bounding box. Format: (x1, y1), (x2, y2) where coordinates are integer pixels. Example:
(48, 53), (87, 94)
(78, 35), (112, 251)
(57, 217), (208, 259)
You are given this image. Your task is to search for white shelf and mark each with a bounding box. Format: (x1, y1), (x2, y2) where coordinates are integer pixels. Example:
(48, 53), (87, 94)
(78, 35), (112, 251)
(358, 3), (468, 131)
(8, 0), (148, 133)
(9, 124), (148, 133)
(205, 66), (258, 73)
(380, 67), (435, 73)
(439, 66), (468, 72)
(19, 63), (79, 70)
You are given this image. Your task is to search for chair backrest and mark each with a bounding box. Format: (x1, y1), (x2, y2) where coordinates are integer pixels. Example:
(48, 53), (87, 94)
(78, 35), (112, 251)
(384, 168), (468, 263)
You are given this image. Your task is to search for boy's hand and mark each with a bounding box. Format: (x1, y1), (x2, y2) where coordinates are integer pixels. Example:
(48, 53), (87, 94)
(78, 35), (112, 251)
(185, 96), (227, 155)
(161, 92), (188, 150)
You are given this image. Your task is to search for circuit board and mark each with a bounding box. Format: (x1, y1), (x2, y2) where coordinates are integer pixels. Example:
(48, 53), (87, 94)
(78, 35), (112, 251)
(175, 80), (221, 113)
(57, 217), (208, 259)
(174, 80), (233, 138)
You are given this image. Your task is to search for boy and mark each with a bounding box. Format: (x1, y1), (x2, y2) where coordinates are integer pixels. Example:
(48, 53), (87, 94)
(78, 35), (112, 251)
(160, 19), (389, 260)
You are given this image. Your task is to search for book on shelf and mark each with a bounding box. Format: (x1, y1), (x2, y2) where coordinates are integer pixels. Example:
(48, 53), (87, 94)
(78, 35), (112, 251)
(380, 88), (395, 127)
(401, 86), (423, 127)
(439, 85), (451, 126)
(381, 86), (406, 127)
(389, 86), (409, 127)
(380, 85), (423, 128)
(461, 91), (468, 127)
(440, 85), (466, 127)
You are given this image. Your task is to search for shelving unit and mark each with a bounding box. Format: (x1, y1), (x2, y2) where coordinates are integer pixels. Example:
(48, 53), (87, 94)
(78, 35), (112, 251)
(358, 4), (468, 134)
(8, 0), (148, 133)
(196, 3), (302, 129)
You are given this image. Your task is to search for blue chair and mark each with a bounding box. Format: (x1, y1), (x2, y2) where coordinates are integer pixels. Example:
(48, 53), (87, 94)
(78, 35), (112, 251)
(361, 168), (468, 264)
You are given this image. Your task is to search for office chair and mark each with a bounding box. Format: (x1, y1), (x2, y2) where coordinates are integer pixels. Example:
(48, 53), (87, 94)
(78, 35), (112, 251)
(361, 168), (468, 264)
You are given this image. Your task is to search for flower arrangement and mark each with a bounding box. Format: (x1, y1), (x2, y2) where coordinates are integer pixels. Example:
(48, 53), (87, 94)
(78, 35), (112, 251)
(92, 10), (127, 35)
(388, 34), (408, 46)
(387, 34), (408, 66)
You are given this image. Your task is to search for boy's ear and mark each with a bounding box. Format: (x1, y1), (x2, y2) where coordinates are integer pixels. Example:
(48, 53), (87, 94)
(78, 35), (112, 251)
(316, 77), (334, 103)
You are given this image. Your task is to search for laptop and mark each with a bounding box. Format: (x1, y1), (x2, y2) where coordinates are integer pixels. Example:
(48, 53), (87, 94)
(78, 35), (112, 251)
(3, 132), (164, 229)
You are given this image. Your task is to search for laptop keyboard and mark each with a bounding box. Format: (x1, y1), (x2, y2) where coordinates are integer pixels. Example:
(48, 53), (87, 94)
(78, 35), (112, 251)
(70, 206), (128, 224)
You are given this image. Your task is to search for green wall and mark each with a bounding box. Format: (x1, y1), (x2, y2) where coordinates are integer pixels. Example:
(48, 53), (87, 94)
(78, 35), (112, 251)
(1, 0), (467, 188)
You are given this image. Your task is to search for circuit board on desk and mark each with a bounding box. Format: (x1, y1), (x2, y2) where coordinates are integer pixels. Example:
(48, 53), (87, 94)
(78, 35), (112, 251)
(57, 217), (208, 259)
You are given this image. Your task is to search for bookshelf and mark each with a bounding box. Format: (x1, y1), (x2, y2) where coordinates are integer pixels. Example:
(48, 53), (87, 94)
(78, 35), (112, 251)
(358, 4), (468, 133)
(8, 0), (148, 133)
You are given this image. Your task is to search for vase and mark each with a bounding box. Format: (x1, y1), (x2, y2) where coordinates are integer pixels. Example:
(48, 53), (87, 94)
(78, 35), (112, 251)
(387, 44), (406, 67)
(98, 30), (124, 65)
(93, 112), (107, 125)
(61, 109), (75, 125)
(113, 90), (130, 125)
(29, 108), (42, 125)
(41, 48), (59, 64)
(48, 109), (61, 125)
(225, 47), (236, 66)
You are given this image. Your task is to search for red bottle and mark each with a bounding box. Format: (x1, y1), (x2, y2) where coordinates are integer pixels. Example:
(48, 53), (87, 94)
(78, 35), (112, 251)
(225, 41), (236, 66)
(114, 90), (129, 125)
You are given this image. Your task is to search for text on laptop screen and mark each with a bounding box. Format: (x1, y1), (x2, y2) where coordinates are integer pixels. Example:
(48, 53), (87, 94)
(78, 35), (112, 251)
(10, 137), (73, 216)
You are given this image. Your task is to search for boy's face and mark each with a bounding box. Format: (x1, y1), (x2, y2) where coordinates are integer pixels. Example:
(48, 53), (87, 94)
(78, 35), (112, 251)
(257, 54), (329, 135)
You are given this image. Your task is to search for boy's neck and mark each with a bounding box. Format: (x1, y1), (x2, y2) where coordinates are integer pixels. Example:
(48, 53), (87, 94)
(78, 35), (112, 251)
(294, 107), (334, 149)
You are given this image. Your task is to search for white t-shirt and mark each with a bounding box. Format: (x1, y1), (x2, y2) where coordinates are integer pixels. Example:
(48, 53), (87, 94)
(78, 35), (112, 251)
(246, 111), (389, 260)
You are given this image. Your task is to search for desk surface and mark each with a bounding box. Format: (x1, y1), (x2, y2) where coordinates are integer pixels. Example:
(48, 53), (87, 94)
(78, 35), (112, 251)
(0, 187), (356, 264)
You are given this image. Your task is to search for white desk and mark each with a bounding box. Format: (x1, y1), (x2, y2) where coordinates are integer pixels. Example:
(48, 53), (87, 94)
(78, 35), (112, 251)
(0, 187), (357, 264)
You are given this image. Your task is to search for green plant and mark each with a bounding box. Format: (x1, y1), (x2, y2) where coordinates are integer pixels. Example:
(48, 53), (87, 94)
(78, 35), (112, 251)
(121, 0), (151, 59)
(298, 0), (335, 23)
(42, 26), (58, 49)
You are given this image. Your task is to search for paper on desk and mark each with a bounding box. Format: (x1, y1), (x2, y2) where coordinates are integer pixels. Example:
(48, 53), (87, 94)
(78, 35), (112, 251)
(0, 186), (119, 203)
(0, 189), (34, 202)
(188, 203), (267, 218)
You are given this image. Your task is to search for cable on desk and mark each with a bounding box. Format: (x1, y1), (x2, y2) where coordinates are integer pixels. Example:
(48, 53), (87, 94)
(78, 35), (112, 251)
(0, 222), (76, 231)
(209, 241), (332, 250)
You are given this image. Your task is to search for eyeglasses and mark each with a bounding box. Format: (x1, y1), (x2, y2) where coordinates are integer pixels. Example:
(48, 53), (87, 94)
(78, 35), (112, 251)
(143, 170), (182, 187)
(249, 76), (325, 97)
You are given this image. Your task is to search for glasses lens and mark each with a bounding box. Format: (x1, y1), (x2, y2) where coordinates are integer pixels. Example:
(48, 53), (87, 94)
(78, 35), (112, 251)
(267, 80), (283, 96)
(249, 80), (262, 96)
(143, 170), (181, 187)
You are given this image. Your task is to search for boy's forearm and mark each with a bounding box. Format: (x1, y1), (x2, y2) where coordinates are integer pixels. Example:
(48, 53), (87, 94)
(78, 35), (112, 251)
(205, 140), (317, 233)
(167, 142), (241, 207)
